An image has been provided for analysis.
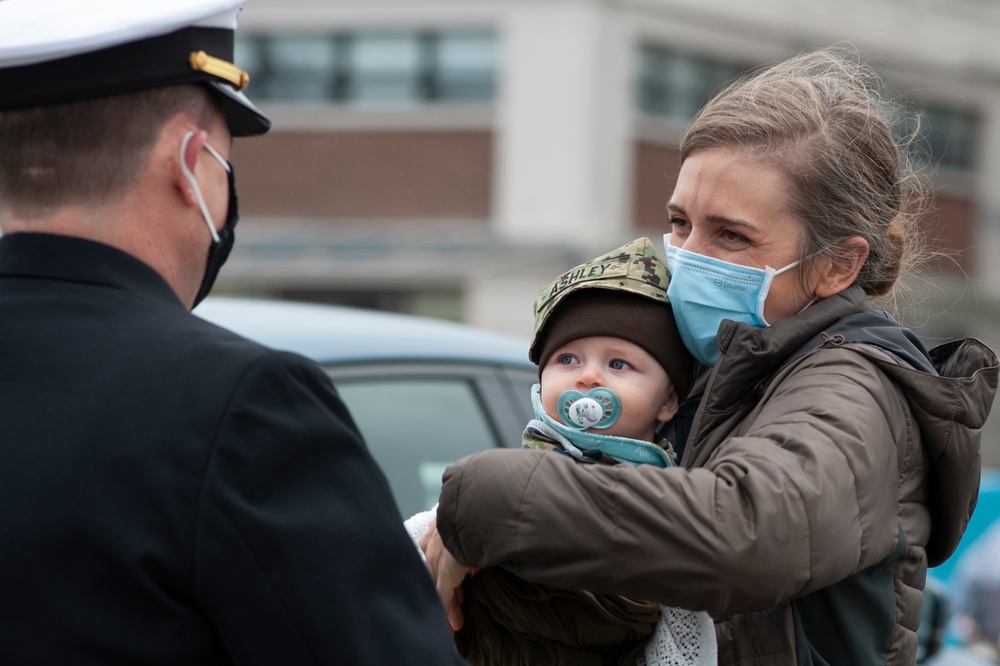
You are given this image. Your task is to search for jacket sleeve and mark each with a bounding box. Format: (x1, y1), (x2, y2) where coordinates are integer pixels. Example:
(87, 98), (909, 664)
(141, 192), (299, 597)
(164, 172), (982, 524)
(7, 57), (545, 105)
(437, 348), (906, 616)
(194, 351), (463, 665)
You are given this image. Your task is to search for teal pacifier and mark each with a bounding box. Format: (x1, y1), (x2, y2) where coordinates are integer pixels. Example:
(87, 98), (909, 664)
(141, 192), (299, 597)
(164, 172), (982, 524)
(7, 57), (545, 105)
(557, 387), (622, 430)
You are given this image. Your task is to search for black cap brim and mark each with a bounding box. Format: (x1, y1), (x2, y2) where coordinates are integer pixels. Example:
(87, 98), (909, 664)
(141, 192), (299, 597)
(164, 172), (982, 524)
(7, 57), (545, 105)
(208, 80), (270, 137)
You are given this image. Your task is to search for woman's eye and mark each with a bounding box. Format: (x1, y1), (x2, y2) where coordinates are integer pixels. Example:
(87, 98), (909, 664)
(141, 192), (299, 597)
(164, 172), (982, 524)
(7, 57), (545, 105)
(667, 217), (690, 242)
(609, 359), (631, 371)
(721, 228), (749, 244)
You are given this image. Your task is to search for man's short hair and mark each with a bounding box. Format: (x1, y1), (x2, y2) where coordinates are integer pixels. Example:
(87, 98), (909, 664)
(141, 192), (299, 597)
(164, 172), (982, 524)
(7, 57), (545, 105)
(0, 85), (219, 217)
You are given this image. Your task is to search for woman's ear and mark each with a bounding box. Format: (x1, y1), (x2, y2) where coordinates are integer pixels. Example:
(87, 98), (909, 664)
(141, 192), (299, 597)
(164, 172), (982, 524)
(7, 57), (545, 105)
(656, 388), (680, 424)
(814, 236), (870, 299)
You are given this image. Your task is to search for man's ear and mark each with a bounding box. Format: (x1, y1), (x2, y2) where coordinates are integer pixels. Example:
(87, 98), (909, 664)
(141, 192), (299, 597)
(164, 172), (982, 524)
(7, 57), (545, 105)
(656, 388), (680, 424)
(175, 129), (209, 208)
(814, 236), (870, 299)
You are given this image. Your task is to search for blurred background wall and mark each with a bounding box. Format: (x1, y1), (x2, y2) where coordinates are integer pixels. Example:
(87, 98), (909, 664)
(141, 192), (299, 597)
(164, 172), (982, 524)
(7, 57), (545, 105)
(224, 0), (1000, 465)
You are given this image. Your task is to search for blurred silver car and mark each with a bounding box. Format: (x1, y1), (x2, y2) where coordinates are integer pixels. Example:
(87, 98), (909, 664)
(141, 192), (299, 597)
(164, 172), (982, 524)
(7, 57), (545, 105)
(194, 297), (536, 517)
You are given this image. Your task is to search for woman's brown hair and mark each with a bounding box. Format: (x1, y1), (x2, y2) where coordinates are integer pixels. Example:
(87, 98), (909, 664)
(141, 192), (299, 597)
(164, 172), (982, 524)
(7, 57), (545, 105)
(680, 46), (931, 301)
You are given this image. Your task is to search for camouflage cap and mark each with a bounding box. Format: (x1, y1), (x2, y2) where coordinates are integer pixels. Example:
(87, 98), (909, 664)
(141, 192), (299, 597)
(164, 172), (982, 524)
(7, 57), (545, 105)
(530, 237), (692, 396)
(531, 237), (668, 352)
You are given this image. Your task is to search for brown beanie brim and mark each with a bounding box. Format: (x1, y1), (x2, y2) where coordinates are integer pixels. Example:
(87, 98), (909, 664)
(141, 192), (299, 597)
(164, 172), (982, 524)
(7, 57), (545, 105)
(531, 289), (691, 398)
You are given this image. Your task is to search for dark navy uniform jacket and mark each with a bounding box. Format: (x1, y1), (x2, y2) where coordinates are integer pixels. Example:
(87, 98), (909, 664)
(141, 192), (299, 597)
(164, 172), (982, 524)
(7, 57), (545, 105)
(0, 232), (462, 665)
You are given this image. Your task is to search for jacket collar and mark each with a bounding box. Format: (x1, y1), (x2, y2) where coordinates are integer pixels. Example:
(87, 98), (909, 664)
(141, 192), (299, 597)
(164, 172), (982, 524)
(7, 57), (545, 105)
(0, 232), (183, 307)
(704, 286), (871, 407)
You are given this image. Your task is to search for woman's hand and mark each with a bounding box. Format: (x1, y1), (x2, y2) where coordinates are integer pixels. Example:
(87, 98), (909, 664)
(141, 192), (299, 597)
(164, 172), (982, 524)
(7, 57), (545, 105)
(419, 517), (475, 631)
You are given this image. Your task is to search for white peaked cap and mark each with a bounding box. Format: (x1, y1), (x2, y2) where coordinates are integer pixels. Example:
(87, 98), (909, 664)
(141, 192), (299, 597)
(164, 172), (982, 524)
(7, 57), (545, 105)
(0, 0), (270, 136)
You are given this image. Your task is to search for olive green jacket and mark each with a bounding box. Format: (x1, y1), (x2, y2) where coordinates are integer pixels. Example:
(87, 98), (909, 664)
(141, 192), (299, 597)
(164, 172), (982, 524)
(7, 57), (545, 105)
(437, 286), (999, 665)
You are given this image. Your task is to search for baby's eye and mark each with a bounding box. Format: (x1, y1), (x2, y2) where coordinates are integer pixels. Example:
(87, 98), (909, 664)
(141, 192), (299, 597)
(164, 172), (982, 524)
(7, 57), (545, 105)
(609, 359), (631, 371)
(558, 354), (578, 365)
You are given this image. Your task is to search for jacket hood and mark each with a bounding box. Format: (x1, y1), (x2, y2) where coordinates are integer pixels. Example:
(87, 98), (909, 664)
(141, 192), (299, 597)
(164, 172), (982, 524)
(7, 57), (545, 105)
(715, 285), (999, 566)
(866, 333), (997, 565)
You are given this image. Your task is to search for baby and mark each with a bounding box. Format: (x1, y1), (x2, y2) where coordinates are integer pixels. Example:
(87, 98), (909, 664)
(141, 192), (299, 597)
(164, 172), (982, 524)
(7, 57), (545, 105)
(453, 238), (714, 666)
(522, 235), (691, 468)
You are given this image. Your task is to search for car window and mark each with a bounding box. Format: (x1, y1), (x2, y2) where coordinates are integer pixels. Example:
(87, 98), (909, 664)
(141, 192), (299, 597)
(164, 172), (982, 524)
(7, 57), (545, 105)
(334, 376), (499, 517)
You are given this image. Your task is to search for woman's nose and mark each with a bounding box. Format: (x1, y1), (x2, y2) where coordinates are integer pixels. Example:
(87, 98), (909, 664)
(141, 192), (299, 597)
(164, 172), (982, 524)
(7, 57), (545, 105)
(677, 228), (714, 256)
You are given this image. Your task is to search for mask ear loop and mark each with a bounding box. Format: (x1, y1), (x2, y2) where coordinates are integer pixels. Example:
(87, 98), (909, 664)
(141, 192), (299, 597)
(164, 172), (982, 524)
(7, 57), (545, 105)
(758, 252), (822, 325)
(756, 266), (779, 326)
(179, 131), (229, 244)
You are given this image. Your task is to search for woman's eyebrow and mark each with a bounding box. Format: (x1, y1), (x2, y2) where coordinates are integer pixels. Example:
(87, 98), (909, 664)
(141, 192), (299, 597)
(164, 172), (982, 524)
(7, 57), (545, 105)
(705, 213), (756, 231)
(667, 202), (757, 231)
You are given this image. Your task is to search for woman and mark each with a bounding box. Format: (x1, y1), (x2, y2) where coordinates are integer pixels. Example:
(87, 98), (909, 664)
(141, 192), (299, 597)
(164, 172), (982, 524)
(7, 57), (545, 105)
(422, 47), (999, 665)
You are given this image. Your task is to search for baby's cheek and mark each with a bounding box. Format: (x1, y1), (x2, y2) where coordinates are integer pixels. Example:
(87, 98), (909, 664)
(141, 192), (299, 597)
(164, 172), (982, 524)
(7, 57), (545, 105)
(538, 385), (558, 416)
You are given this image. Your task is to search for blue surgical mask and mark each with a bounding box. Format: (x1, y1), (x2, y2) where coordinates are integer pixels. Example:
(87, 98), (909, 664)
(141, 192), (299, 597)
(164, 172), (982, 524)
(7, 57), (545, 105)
(663, 233), (806, 366)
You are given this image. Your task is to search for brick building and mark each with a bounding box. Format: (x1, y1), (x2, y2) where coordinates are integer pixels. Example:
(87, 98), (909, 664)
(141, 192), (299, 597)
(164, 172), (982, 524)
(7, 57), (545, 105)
(225, 0), (1000, 350)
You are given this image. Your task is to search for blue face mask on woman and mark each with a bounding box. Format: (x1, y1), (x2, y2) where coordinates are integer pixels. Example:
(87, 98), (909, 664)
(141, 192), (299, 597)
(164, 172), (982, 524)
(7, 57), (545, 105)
(663, 234), (807, 366)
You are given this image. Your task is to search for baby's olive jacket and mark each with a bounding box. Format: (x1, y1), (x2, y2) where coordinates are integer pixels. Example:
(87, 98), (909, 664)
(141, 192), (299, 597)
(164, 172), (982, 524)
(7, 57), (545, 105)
(437, 285), (999, 666)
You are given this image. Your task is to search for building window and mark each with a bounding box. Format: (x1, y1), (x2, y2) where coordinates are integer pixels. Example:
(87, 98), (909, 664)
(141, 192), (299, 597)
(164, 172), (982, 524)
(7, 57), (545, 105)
(434, 32), (499, 101)
(902, 102), (980, 172)
(236, 31), (498, 105)
(635, 45), (980, 173)
(349, 33), (422, 103)
(254, 36), (339, 101)
(636, 46), (751, 121)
